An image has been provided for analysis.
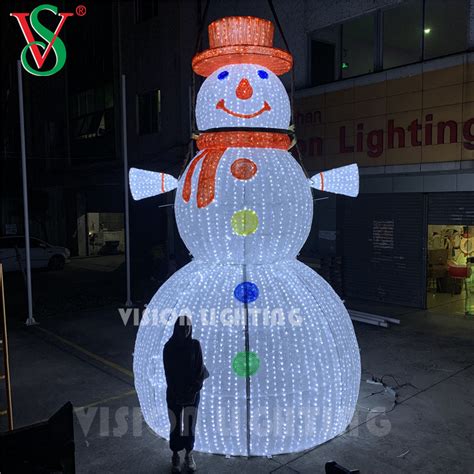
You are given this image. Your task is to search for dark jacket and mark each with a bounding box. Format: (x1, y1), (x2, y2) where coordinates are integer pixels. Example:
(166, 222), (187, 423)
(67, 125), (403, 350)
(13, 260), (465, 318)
(163, 319), (208, 404)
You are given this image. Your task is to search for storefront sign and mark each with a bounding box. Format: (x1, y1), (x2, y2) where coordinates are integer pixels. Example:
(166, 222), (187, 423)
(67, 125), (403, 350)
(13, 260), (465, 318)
(296, 113), (474, 158)
(295, 63), (474, 168)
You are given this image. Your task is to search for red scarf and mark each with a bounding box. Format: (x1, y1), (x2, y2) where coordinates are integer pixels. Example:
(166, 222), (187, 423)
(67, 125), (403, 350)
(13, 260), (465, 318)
(182, 131), (291, 208)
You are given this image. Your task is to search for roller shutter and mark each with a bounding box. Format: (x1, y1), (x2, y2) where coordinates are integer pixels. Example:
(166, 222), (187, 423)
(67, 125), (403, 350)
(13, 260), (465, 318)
(342, 193), (426, 308)
(428, 192), (474, 225)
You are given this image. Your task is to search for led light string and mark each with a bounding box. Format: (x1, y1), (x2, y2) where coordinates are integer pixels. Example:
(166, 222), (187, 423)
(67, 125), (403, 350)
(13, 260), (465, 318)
(131, 14), (361, 456)
(266, 0), (309, 177)
(241, 176), (250, 456)
(180, 0), (310, 179)
(180, 0), (211, 180)
(195, 126), (295, 137)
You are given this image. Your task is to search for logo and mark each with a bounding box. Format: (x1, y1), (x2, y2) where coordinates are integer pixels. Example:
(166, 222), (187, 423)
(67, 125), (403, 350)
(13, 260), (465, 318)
(10, 4), (80, 77)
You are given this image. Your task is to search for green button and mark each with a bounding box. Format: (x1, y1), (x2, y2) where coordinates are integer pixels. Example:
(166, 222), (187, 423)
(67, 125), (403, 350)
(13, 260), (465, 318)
(232, 351), (260, 377)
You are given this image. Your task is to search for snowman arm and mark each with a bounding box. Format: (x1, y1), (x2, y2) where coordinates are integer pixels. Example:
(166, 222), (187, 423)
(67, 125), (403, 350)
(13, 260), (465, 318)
(309, 164), (359, 197)
(129, 168), (178, 201)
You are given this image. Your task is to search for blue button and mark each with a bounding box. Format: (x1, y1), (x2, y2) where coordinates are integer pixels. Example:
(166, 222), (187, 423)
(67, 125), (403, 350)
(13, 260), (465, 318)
(234, 281), (259, 303)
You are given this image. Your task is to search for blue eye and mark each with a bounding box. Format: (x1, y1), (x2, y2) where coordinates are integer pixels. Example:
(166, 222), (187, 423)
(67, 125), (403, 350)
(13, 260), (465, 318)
(257, 69), (268, 79)
(218, 70), (229, 80)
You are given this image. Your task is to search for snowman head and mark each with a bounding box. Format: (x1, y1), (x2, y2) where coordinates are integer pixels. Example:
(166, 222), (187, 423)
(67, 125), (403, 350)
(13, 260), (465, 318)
(196, 64), (291, 131)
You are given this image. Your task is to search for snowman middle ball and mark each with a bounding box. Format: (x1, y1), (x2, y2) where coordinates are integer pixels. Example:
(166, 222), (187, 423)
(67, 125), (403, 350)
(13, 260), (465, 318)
(175, 148), (312, 264)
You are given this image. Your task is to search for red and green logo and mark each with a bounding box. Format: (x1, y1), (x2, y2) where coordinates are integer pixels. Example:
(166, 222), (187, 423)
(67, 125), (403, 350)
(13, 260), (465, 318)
(10, 4), (77, 77)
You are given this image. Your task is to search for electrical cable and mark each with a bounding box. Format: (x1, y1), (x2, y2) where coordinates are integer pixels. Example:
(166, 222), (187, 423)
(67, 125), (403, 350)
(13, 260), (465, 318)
(179, 0), (211, 179)
(267, 0), (309, 177)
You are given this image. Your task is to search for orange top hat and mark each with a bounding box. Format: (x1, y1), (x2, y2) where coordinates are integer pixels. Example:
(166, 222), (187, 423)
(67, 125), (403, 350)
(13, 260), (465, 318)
(192, 16), (293, 77)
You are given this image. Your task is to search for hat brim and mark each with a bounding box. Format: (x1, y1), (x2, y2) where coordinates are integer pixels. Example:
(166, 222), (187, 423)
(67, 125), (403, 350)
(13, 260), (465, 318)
(192, 45), (293, 77)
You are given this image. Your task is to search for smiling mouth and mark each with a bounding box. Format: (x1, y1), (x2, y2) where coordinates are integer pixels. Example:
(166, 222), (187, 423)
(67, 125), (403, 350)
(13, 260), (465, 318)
(216, 99), (271, 119)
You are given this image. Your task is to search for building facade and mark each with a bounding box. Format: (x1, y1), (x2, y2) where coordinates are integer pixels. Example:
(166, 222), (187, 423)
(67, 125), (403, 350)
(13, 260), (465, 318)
(3, 0), (473, 307)
(210, 0), (474, 309)
(291, 0), (474, 308)
(1, 0), (199, 300)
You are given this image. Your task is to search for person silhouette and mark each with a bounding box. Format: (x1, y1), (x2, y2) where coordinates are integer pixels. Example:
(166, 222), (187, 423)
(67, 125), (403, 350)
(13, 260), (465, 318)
(163, 315), (209, 472)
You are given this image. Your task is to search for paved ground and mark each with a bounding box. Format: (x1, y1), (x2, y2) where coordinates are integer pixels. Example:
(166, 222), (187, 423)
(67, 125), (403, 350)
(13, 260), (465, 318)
(3, 255), (130, 323)
(1, 288), (474, 473)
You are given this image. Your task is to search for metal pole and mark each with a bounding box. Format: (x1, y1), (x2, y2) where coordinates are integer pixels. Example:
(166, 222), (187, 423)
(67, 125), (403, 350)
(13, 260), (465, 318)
(17, 61), (36, 326)
(242, 188), (251, 457)
(121, 74), (132, 307)
(0, 264), (14, 430)
(243, 264), (251, 457)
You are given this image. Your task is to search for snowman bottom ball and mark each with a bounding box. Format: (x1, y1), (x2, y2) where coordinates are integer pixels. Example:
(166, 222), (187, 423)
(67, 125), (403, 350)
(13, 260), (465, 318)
(133, 259), (360, 456)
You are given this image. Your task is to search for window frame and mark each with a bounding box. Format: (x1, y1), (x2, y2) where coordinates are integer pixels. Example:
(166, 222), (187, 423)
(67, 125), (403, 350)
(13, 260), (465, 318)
(308, 0), (470, 87)
(309, 38), (339, 85)
(422, 0), (469, 60)
(136, 88), (162, 136)
(70, 84), (114, 140)
(381, 0), (424, 70)
(340, 11), (378, 80)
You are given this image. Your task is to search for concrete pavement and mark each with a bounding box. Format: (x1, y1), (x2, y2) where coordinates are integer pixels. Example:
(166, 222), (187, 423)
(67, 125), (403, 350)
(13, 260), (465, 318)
(1, 297), (473, 473)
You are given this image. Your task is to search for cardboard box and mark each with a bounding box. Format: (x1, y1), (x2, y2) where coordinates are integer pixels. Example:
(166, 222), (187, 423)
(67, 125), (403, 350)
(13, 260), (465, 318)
(429, 264), (447, 279)
(429, 249), (449, 265)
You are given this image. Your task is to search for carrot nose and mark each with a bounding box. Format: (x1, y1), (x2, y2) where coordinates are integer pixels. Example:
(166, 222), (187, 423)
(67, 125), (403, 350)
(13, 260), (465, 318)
(235, 78), (253, 100)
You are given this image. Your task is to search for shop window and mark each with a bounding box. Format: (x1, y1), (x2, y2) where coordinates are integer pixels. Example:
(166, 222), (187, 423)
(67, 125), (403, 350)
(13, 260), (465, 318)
(309, 25), (341, 86)
(71, 84), (114, 140)
(427, 224), (474, 313)
(87, 213), (125, 256)
(383, 0), (422, 69)
(424, 0), (468, 59)
(341, 14), (375, 79)
(137, 89), (161, 135)
(135, 0), (159, 23)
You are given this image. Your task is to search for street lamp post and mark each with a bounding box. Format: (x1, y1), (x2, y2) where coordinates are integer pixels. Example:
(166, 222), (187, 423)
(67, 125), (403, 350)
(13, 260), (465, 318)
(121, 74), (132, 307)
(17, 60), (36, 326)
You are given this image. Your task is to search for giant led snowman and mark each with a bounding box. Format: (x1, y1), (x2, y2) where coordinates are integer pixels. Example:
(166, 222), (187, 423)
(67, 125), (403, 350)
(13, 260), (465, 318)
(130, 17), (360, 456)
